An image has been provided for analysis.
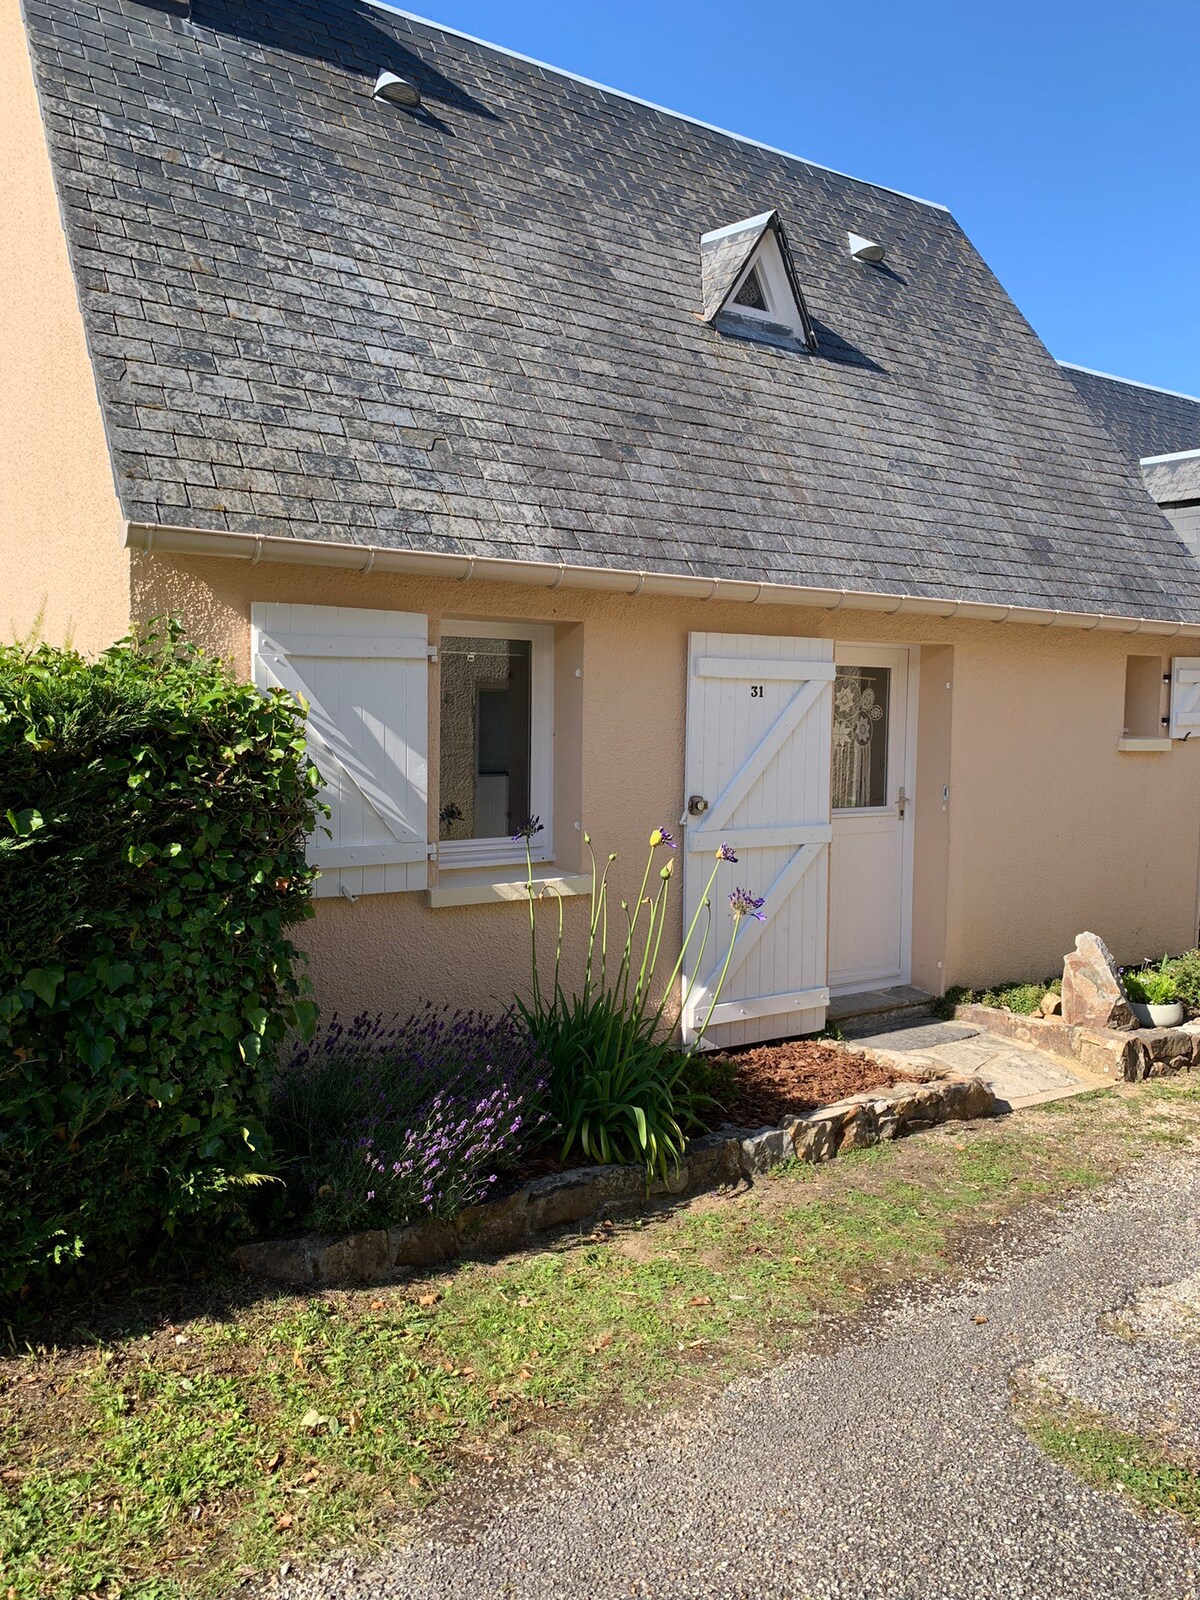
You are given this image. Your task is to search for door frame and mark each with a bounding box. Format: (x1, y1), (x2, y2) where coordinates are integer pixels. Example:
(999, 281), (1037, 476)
(828, 642), (920, 996)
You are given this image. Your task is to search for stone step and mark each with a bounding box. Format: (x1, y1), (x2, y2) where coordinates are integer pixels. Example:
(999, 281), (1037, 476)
(828, 984), (935, 1038)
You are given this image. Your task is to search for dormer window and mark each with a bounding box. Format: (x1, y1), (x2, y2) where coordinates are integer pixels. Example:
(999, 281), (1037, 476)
(699, 210), (817, 351)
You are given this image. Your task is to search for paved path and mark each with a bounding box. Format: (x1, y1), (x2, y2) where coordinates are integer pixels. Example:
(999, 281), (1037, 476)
(284, 1152), (1200, 1600)
(846, 1016), (1099, 1109)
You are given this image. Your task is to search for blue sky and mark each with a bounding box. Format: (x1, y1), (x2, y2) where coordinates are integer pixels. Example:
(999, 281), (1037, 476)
(394, 0), (1199, 396)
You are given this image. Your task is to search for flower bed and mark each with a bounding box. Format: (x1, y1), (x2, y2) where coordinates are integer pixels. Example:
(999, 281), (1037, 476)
(267, 1007), (545, 1234)
(704, 1037), (919, 1126)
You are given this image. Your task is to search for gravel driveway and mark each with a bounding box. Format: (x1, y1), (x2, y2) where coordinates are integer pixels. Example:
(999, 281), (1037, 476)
(281, 1152), (1200, 1600)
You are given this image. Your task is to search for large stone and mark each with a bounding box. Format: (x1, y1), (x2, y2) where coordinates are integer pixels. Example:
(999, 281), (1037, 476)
(315, 1229), (391, 1284)
(1060, 932), (1136, 1030)
(522, 1164), (644, 1233)
(686, 1133), (743, 1189)
(739, 1127), (794, 1174)
(787, 1112), (842, 1164)
(1072, 1028), (1144, 1081)
(233, 1234), (321, 1284)
(1139, 1028), (1198, 1074)
(388, 1218), (458, 1270)
(953, 1003), (1077, 1059)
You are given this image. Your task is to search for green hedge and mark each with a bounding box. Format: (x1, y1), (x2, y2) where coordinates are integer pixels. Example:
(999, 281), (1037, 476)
(0, 621), (322, 1299)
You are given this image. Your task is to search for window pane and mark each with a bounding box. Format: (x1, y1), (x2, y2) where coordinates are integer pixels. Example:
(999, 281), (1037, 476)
(832, 666), (890, 810)
(439, 636), (532, 840)
(733, 267), (767, 311)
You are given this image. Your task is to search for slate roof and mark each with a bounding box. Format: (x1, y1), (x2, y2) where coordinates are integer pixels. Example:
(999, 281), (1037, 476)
(22, 0), (1200, 621)
(1143, 454), (1200, 508)
(1063, 365), (1200, 467)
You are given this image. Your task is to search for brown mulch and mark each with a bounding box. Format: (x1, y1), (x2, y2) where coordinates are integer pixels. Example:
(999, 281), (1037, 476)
(708, 1038), (911, 1128)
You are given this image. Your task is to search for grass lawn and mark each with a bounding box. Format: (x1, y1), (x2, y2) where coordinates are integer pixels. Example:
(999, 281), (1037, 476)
(4, 1077), (1200, 1600)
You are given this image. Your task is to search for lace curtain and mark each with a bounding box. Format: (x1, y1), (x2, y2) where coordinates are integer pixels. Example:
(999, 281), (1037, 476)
(832, 666), (888, 809)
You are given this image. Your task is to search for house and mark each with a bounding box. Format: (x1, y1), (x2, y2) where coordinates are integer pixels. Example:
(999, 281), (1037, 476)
(6, 0), (1200, 1048)
(1063, 363), (1200, 561)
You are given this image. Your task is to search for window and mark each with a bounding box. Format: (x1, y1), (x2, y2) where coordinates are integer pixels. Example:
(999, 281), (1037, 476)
(1123, 655), (1165, 741)
(832, 665), (890, 809)
(732, 266), (768, 311)
(437, 620), (553, 868)
(724, 234), (811, 343)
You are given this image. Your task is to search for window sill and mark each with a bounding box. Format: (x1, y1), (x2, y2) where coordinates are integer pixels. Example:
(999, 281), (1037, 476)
(1118, 737), (1173, 753)
(427, 869), (591, 909)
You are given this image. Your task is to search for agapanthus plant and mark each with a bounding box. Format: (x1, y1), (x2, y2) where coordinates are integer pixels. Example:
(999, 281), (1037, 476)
(269, 1006), (545, 1231)
(516, 825), (764, 1178)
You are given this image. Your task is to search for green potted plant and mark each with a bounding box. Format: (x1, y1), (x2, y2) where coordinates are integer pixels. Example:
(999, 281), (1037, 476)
(1123, 957), (1184, 1028)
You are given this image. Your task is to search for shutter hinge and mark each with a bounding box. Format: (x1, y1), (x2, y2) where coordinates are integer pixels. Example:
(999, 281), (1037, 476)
(427, 646), (439, 663)
(427, 844), (438, 860)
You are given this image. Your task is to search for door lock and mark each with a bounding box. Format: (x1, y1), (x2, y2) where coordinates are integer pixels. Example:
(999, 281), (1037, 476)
(688, 794), (710, 817)
(896, 787), (909, 819)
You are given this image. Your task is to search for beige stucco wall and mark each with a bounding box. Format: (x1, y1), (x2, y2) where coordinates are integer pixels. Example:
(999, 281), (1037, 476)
(0, 0), (129, 653)
(132, 550), (1200, 1020)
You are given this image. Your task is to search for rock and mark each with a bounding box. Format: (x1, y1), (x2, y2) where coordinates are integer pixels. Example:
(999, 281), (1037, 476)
(318, 1229), (391, 1283)
(456, 1188), (529, 1253)
(233, 1234), (321, 1284)
(787, 1112), (842, 1164)
(1060, 932), (1136, 1030)
(686, 1133), (743, 1188)
(1138, 1028), (1198, 1074)
(1072, 1028), (1144, 1081)
(739, 1127), (794, 1174)
(1040, 992), (1062, 1017)
(934, 1076), (997, 1120)
(954, 1003), (1077, 1059)
(523, 1165), (643, 1232)
(388, 1218), (458, 1270)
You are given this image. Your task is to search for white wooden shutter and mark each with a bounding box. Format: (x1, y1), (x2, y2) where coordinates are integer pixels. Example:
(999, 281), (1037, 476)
(682, 632), (834, 1048)
(1170, 658), (1200, 740)
(252, 603), (430, 898)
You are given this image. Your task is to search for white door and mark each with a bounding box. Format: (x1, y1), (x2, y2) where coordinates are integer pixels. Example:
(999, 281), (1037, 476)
(682, 632), (834, 1049)
(828, 644), (917, 992)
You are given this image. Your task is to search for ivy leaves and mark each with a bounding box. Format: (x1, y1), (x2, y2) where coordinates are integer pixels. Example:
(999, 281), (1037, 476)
(0, 621), (324, 1299)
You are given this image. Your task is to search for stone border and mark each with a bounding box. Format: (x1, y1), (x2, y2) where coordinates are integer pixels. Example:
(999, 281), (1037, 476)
(954, 1002), (1200, 1081)
(233, 1075), (996, 1288)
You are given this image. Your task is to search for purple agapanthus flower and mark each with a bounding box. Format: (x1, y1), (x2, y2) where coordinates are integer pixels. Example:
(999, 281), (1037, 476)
(650, 827), (677, 850)
(728, 886), (767, 923)
(512, 815), (544, 842)
(715, 843), (738, 863)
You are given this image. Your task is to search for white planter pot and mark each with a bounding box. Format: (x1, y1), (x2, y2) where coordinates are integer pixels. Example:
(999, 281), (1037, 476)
(1129, 999), (1184, 1029)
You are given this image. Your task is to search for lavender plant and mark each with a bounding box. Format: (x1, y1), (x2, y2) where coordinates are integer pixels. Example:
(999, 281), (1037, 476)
(515, 819), (765, 1177)
(269, 1006), (545, 1231)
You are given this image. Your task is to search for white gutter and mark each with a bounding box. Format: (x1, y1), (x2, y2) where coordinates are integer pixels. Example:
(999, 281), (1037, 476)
(123, 521), (1200, 639)
(1142, 447), (1200, 467)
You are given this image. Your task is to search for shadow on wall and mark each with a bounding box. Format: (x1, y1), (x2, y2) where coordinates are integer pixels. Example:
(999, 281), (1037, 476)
(175, 0), (500, 123)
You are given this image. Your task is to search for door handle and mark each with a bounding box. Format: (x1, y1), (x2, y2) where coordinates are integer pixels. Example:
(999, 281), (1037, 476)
(897, 787), (909, 819)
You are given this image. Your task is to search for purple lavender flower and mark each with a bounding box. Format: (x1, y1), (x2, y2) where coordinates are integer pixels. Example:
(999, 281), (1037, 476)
(274, 1002), (547, 1232)
(715, 843), (738, 863)
(649, 827), (676, 850)
(512, 815), (544, 842)
(728, 886), (767, 923)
